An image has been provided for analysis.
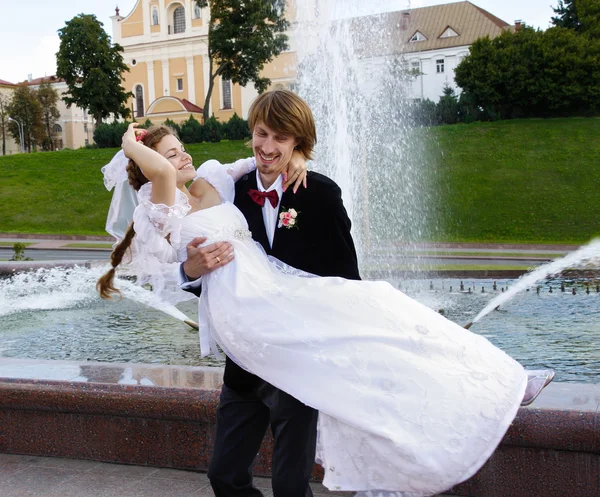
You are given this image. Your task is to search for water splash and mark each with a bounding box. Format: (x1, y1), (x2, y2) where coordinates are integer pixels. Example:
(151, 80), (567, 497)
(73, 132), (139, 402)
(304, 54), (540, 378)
(0, 265), (192, 324)
(293, 1), (434, 274)
(470, 239), (600, 326)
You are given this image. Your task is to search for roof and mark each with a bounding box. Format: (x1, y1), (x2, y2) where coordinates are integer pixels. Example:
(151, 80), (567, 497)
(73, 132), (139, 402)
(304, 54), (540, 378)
(350, 1), (513, 57)
(181, 98), (203, 113)
(0, 79), (15, 86)
(18, 75), (64, 86)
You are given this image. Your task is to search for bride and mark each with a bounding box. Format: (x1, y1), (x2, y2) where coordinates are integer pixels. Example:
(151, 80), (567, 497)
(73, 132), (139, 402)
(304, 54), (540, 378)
(98, 95), (553, 497)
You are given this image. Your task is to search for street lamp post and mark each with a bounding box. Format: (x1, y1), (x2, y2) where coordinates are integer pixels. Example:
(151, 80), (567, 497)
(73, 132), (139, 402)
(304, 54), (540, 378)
(8, 117), (25, 153)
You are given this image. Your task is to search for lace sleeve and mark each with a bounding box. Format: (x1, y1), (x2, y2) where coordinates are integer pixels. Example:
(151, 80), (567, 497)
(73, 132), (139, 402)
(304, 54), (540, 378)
(194, 157), (255, 203)
(132, 182), (191, 259)
(224, 157), (256, 181)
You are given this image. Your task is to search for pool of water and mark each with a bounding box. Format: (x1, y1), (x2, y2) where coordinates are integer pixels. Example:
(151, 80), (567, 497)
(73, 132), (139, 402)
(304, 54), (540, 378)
(1, 269), (598, 383)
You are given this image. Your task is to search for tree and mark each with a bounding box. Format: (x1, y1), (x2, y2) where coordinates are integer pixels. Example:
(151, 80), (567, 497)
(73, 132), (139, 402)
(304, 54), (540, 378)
(37, 80), (61, 150)
(437, 85), (460, 125)
(455, 26), (600, 119)
(195, 0), (289, 122)
(577, 0), (600, 38)
(8, 85), (44, 152)
(552, 0), (600, 37)
(56, 14), (131, 127)
(551, 0), (580, 30)
(0, 92), (11, 155)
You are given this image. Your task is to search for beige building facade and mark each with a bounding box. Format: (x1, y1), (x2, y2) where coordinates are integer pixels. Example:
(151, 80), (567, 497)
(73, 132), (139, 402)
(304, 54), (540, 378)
(111, 0), (298, 124)
(0, 76), (94, 153)
(26, 76), (95, 150)
(0, 80), (20, 155)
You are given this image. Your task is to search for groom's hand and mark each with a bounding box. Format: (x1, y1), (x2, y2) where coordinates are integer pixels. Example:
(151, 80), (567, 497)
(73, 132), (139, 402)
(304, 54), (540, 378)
(182, 237), (234, 279)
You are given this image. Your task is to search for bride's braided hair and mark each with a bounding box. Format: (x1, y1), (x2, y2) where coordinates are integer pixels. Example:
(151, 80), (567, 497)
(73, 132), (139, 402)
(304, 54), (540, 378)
(97, 125), (176, 299)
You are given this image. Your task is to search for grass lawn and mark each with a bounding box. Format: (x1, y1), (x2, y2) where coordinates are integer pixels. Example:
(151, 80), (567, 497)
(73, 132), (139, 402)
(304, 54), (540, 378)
(426, 117), (600, 243)
(1, 118), (599, 242)
(0, 241), (32, 247)
(0, 141), (250, 236)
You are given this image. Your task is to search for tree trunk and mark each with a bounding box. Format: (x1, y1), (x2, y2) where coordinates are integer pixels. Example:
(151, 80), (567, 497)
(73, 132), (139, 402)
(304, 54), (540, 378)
(203, 76), (216, 123)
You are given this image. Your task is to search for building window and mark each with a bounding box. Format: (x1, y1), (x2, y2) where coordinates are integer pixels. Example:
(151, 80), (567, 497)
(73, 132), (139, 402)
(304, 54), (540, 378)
(84, 123), (88, 133)
(409, 31), (427, 42)
(411, 60), (421, 74)
(176, 78), (183, 92)
(135, 85), (145, 117)
(53, 124), (62, 134)
(440, 27), (459, 39)
(436, 59), (445, 73)
(173, 6), (186, 34)
(85, 139), (89, 146)
(221, 78), (232, 109)
(152, 7), (159, 25)
(194, 3), (202, 19)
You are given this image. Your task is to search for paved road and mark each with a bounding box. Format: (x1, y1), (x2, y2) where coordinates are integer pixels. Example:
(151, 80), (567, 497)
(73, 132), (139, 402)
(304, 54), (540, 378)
(0, 248), (110, 261)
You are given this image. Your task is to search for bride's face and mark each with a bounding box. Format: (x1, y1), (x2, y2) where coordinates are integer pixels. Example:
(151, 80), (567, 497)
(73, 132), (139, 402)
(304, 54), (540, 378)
(155, 135), (196, 186)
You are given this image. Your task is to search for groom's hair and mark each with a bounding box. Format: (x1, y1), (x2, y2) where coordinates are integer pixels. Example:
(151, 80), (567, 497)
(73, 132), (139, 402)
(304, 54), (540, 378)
(248, 90), (317, 160)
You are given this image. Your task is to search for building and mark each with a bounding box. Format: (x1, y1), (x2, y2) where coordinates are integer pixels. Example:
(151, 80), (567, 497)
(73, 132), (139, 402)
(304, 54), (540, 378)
(347, 1), (514, 102)
(0, 79), (20, 155)
(111, 0), (298, 124)
(23, 76), (95, 150)
(112, 0), (513, 123)
(400, 1), (514, 102)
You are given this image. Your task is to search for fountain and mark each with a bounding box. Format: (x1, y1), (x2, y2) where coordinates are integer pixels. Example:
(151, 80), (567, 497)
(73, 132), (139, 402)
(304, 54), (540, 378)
(1, 1), (599, 495)
(293, 0), (435, 273)
(466, 238), (600, 328)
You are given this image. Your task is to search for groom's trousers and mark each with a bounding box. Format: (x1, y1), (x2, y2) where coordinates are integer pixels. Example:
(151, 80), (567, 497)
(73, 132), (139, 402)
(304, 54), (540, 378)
(208, 381), (318, 497)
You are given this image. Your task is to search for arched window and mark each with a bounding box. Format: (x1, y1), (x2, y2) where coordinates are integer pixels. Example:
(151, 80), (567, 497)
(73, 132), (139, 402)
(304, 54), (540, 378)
(194, 3), (202, 19)
(152, 7), (159, 25)
(173, 6), (186, 34)
(135, 85), (145, 117)
(53, 124), (62, 134)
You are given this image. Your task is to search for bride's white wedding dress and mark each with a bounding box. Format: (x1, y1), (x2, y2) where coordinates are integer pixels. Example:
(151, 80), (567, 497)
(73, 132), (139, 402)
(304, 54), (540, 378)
(133, 161), (526, 497)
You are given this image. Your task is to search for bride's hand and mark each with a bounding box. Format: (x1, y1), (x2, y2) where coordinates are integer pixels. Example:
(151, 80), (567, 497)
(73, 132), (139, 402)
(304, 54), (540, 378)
(122, 123), (146, 156)
(283, 150), (308, 193)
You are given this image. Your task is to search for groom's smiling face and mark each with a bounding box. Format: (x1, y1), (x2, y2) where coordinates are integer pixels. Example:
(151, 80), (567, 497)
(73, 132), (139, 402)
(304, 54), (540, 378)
(252, 122), (299, 181)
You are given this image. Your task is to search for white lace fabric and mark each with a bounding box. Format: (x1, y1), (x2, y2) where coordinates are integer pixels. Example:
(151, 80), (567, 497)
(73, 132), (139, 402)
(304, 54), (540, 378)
(128, 158), (527, 497)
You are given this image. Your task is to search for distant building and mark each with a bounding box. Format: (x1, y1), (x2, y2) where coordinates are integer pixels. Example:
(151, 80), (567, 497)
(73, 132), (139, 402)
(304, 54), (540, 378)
(22, 76), (95, 150)
(111, 0), (298, 124)
(0, 79), (19, 155)
(111, 1), (515, 123)
(400, 1), (514, 102)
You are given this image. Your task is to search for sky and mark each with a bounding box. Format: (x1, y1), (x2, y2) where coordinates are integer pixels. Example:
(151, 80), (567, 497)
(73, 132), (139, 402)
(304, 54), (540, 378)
(0, 0), (557, 84)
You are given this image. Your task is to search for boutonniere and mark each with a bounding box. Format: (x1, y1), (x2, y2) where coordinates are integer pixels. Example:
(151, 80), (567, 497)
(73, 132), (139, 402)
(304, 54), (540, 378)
(278, 207), (299, 229)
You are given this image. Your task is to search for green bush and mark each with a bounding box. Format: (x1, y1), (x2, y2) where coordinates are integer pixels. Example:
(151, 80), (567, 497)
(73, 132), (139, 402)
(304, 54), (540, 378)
(162, 119), (181, 136)
(203, 115), (223, 142)
(180, 115), (204, 144)
(93, 121), (130, 148)
(223, 113), (251, 140)
(137, 118), (154, 129)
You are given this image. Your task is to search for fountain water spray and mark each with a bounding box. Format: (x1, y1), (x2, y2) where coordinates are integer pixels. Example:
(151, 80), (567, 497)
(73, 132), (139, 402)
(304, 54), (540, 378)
(293, 0), (434, 274)
(465, 238), (600, 329)
(0, 265), (198, 329)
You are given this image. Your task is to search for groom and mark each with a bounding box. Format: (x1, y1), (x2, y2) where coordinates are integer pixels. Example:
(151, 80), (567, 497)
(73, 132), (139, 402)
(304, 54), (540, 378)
(181, 90), (360, 497)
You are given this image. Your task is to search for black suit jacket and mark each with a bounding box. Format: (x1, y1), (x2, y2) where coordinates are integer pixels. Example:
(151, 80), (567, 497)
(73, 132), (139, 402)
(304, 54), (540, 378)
(223, 171), (360, 391)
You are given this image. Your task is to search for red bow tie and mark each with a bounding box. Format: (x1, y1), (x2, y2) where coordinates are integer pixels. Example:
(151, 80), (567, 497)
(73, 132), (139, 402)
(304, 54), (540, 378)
(248, 188), (279, 208)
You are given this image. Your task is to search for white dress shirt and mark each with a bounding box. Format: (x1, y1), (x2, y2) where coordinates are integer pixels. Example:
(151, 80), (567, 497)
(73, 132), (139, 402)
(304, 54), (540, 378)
(255, 171), (283, 248)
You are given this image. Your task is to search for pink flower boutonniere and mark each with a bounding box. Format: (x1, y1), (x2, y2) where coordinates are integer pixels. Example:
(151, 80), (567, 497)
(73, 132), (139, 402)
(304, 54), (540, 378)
(278, 207), (300, 229)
